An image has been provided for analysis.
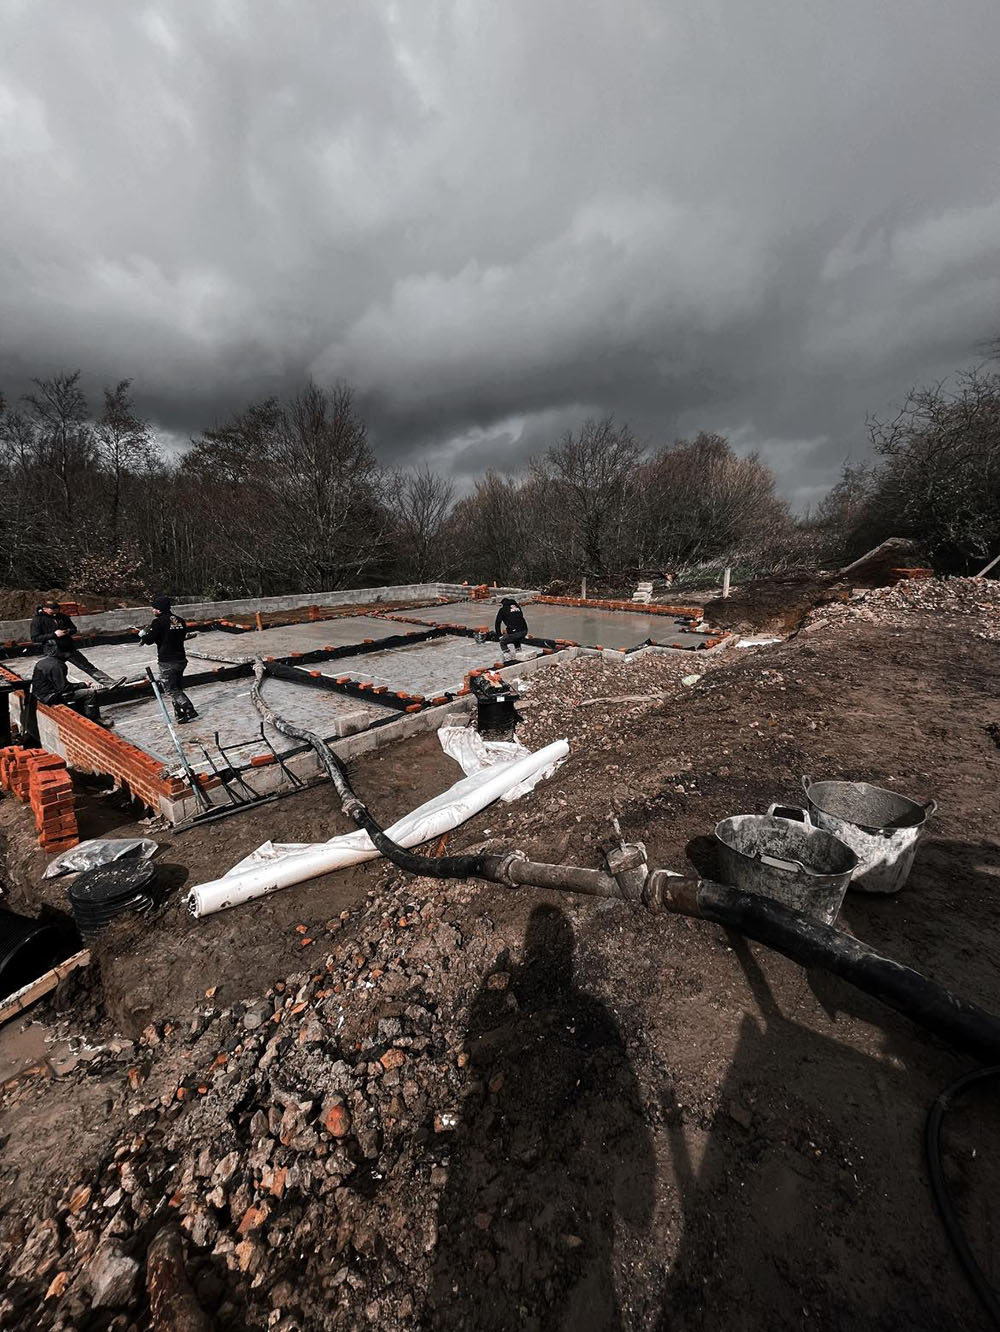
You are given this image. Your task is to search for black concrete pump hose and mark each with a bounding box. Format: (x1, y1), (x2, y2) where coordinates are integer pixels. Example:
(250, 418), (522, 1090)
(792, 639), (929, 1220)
(925, 1067), (1000, 1327)
(648, 877), (1000, 1067)
(250, 661), (501, 880)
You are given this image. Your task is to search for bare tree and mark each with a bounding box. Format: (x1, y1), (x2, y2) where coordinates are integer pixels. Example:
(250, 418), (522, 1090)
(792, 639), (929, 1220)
(862, 366), (1000, 566)
(22, 370), (95, 526)
(390, 465), (456, 579)
(272, 382), (389, 588)
(634, 432), (790, 570)
(539, 417), (642, 572)
(96, 380), (155, 550)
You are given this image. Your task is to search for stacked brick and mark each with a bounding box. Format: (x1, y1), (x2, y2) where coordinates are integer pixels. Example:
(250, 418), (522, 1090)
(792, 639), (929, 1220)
(0, 746), (79, 852)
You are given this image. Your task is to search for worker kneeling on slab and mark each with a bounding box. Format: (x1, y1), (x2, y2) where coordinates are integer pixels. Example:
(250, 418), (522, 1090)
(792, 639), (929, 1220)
(31, 638), (110, 726)
(495, 596), (528, 662)
(138, 595), (198, 724)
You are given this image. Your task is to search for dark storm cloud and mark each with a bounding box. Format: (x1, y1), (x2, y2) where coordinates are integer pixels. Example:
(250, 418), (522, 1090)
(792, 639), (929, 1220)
(3, 0), (1000, 507)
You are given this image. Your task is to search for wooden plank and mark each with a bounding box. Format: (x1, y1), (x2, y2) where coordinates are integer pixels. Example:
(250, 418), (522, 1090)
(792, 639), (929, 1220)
(0, 949), (91, 1026)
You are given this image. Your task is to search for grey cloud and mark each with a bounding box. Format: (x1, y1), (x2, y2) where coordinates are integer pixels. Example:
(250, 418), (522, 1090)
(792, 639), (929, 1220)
(3, 0), (1000, 509)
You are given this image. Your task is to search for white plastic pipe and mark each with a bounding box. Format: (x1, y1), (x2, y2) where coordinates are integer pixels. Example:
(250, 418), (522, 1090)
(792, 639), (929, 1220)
(186, 738), (569, 917)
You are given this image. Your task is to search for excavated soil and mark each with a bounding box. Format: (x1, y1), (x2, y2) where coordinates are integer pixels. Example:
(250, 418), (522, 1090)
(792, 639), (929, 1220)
(0, 589), (130, 621)
(2, 605), (1000, 1330)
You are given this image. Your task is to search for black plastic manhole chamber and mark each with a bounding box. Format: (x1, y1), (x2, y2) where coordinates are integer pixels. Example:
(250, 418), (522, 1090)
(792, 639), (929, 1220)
(67, 861), (159, 940)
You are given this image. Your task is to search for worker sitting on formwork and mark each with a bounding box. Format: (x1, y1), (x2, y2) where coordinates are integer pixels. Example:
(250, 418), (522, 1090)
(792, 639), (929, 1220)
(138, 595), (198, 724)
(495, 597), (528, 663)
(31, 638), (110, 726)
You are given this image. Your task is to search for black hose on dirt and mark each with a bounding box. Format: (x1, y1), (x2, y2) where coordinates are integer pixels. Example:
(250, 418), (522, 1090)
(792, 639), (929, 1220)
(649, 877), (1000, 1066)
(250, 660), (503, 880)
(925, 1066), (1000, 1328)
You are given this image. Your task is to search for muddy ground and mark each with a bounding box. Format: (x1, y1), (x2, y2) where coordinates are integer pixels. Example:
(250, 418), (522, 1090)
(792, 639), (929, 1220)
(1, 607), (999, 1329)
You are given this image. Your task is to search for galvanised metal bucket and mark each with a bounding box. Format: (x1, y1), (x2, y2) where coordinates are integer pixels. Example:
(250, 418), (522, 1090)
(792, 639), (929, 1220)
(801, 776), (936, 896)
(713, 805), (857, 925)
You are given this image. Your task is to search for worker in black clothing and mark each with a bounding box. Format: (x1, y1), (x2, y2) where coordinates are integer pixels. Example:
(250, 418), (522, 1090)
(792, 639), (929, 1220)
(30, 599), (115, 686)
(494, 597), (528, 662)
(31, 638), (108, 725)
(138, 595), (198, 723)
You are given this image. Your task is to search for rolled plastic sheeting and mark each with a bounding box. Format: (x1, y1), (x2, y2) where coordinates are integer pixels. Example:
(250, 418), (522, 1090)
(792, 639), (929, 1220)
(186, 738), (569, 917)
(437, 726), (563, 801)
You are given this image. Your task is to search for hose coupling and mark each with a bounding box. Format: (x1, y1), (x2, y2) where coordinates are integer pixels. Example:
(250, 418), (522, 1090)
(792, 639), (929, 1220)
(604, 839), (649, 901)
(495, 850), (528, 884)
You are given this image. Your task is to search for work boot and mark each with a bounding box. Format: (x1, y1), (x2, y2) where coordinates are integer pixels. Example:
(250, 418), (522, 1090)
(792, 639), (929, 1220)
(175, 705), (199, 725)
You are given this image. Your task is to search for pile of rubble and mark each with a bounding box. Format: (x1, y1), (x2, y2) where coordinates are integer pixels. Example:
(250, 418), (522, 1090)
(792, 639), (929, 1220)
(802, 575), (1000, 639)
(1, 878), (467, 1329)
(0, 866), (656, 1332)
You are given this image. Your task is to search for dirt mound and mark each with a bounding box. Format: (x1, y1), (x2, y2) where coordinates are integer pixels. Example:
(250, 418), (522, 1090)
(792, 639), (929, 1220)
(703, 570), (847, 634)
(0, 588), (128, 621)
(0, 876), (662, 1331)
(838, 536), (923, 586)
(702, 540), (930, 634)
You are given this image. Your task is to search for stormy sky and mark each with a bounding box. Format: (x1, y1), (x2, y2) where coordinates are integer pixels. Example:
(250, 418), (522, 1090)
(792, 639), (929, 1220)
(2, 1), (999, 509)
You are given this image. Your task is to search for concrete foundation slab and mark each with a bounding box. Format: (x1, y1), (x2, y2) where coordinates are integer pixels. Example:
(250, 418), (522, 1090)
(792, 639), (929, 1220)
(104, 677), (391, 776)
(320, 635), (542, 697)
(190, 616), (424, 659)
(390, 600), (695, 649)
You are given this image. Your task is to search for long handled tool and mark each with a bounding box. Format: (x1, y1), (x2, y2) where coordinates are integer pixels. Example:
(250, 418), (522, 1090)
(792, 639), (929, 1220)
(144, 668), (212, 813)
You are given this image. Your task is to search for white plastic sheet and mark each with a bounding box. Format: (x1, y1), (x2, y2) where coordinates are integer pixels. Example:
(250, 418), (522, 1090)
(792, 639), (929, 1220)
(186, 738), (569, 917)
(437, 726), (566, 801)
(43, 837), (159, 879)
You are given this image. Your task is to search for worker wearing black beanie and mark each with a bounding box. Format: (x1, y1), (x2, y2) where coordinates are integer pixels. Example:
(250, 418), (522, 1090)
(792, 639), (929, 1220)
(138, 596), (198, 723)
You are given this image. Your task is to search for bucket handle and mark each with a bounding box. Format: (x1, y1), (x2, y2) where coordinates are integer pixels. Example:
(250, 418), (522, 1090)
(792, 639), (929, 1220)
(801, 775), (813, 794)
(766, 803), (812, 828)
(760, 853), (808, 874)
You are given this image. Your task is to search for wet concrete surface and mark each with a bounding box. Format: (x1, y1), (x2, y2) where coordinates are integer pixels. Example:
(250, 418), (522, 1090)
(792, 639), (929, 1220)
(103, 677), (391, 775)
(391, 600), (697, 649)
(317, 636), (543, 696)
(189, 616), (425, 658)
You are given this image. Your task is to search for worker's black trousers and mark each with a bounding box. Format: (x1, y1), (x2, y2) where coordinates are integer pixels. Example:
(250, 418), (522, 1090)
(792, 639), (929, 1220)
(158, 661), (197, 719)
(61, 645), (113, 686)
(500, 631), (526, 656)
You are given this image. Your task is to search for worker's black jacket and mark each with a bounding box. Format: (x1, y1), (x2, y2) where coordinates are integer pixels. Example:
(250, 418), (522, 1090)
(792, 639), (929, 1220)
(140, 611), (188, 664)
(495, 602), (528, 636)
(30, 608), (78, 648)
(31, 653), (70, 705)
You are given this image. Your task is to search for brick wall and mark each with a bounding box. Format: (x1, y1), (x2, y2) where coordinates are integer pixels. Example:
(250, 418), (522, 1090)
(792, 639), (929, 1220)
(0, 661), (190, 816)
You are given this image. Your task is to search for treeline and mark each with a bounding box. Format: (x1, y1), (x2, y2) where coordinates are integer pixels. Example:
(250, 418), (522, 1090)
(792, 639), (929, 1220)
(0, 373), (806, 598)
(815, 363), (1000, 571)
(2, 358), (996, 600)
